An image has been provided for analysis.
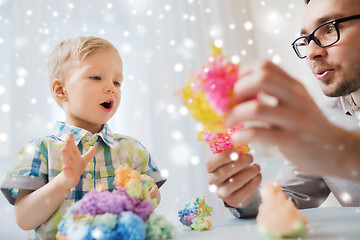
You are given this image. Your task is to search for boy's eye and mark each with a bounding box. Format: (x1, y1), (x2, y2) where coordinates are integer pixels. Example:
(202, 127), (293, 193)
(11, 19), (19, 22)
(91, 76), (101, 80)
(114, 81), (121, 87)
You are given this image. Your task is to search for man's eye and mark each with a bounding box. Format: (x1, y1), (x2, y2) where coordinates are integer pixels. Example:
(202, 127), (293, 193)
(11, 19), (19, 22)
(326, 25), (335, 34)
(91, 76), (101, 80)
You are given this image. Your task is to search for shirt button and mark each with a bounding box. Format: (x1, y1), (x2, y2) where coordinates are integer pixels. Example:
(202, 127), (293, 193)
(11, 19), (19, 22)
(86, 173), (92, 180)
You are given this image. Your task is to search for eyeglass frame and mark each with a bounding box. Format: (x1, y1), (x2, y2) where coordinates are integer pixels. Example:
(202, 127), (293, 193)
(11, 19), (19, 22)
(291, 14), (360, 59)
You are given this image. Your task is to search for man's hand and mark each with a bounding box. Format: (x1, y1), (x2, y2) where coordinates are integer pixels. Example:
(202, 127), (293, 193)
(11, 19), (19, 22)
(60, 133), (96, 189)
(226, 60), (359, 180)
(206, 151), (261, 208)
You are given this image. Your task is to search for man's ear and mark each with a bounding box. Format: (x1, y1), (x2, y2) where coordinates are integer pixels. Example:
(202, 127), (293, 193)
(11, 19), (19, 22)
(52, 79), (68, 102)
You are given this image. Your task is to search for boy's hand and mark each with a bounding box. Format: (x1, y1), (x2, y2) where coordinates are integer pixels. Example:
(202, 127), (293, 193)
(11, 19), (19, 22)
(60, 133), (96, 189)
(149, 184), (161, 207)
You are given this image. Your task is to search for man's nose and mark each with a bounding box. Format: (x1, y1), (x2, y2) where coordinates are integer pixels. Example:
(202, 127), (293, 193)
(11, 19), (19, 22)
(306, 40), (327, 60)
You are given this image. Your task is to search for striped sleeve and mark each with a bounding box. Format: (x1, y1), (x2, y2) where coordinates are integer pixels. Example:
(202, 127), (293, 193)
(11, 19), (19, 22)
(0, 138), (49, 205)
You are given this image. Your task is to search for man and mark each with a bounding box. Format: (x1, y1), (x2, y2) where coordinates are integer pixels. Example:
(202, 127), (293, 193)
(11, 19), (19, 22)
(206, 0), (360, 218)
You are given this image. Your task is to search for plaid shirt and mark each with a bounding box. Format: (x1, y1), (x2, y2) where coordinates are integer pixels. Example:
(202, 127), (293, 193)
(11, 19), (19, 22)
(1, 121), (166, 240)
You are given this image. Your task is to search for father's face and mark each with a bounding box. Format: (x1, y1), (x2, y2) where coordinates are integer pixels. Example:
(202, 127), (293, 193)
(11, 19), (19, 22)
(302, 0), (360, 97)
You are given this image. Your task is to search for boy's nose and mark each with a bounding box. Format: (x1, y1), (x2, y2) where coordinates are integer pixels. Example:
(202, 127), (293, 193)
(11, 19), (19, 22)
(104, 82), (115, 93)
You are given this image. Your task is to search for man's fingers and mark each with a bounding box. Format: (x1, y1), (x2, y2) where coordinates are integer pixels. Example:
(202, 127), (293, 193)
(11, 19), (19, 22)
(206, 150), (253, 173)
(231, 127), (294, 147)
(206, 150), (233, 173)
(223, 173), (262, 208)
(208, 154), (254, 185)
(215, 164), (261, 200)
(225, 99), (302, 129)
(235, 61), (307, 109)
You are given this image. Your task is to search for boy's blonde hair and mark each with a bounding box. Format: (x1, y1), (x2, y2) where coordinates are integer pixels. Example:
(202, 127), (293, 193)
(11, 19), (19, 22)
(48, 36), (118, 84)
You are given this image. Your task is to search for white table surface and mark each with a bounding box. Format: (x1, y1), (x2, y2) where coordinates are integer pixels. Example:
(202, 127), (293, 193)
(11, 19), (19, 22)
(2, 205), (359, 239)
(174, 207), (360, 240)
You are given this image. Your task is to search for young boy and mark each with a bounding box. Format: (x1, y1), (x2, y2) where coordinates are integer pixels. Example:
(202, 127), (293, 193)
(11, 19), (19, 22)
(1, 36), (166, 240)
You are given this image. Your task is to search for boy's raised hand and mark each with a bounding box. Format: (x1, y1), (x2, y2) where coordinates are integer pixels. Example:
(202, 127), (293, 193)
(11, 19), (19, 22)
(60, 133), (96, 189)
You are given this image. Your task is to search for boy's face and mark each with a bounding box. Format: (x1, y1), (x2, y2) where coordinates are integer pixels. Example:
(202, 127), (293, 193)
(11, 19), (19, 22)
(62, 48), (123, 133)
(303, 0), (360, 97)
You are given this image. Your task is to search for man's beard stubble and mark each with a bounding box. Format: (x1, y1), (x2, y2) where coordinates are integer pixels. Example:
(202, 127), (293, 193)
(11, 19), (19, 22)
(321, 66), (360, 98)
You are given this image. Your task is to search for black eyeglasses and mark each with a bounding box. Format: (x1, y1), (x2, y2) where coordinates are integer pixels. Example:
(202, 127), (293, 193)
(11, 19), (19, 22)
(291, 14), (360, 59)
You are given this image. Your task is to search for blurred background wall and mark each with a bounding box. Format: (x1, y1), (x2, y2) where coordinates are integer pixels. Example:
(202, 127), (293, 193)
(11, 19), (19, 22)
(0, 0), (334, 238)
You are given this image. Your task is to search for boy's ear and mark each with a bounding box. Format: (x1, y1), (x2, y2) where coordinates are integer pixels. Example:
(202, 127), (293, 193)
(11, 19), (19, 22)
(52, 79), (68, 102)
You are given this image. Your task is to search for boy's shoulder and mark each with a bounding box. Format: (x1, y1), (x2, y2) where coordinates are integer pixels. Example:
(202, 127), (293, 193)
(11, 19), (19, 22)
(20, 134), (64, 151)
(112, 133), (139, 143)
(15, 135), (62, 160)
(112, 133), (147, 149)
(25, 133), (63, 145)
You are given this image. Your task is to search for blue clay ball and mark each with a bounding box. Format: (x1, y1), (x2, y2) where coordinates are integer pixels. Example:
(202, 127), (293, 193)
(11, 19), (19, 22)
(117, 211), (146, 240)
(67, 226), (92, 240)
(91, 226), (120, 240)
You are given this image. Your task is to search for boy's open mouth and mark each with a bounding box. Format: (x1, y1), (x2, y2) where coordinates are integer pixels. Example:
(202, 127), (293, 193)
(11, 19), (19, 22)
(100, 100), (113, 110)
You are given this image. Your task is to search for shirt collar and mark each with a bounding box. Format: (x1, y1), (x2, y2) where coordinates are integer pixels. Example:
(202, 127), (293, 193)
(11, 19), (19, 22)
(51, 121), (114, 146)
(340, 95), (360, 117)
